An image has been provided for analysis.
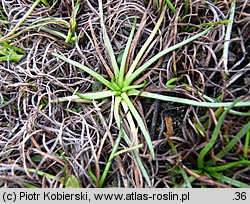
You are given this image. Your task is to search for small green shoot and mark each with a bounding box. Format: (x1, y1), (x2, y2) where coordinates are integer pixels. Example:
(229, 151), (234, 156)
(99, 124), (123, 187)
(198, 98), (241, 169)
(186, 20), (232, 32)
(0, 36), (25, 62)
(166, 77), (178, 88)
(65, 0), (80, 44)
(244, 131), (249, 159)
(88, 168), (99, 186)
(41, 0), (50, 7)
(65, 175), (80, 188)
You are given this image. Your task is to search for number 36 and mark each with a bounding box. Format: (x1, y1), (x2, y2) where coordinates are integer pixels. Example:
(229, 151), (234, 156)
(234, 192), (246, 200)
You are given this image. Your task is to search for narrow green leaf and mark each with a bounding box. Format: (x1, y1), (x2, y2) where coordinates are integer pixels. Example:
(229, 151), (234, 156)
(117, 18), (137, 88)
(121, 92), (155, 159)
(209, 171), (250, 188)
(72, 89), (116, 100)
(114, 96), (151, 186)
(114, 96), (122, 126)
(99, 118), (123, 187)
(41, 0), (50, 7)
(166, 77), (178, 88)
(226, 109), (250, 116)
(88, 169), (98, 186)
(121, 99), (138, 139)
(125, 6), (166, 79)
(65, 175), (80, 188)
(42, 27), (68, 39)
(31, 17), (70, 27)
(165, 0), (177, 13)
(121, 80), (146, 92)
(193, 122), (205, 137)
(98, 0), (119, 78)
(128, 89), (250, 108)
(0, 42), (25, 54)
(244, 131), (250, 159)
(205, 160), (250, 172)
(125, 27), (213, 86)
(52, 53), (115, 90)
(167, 138), (192, 188)
(198, 98), (241, 169)
(206, 120), (250, 166)
(65, 0), (80, 43)
(113, 144), (144, 159)
(0, 54), (24, 62)
(27, 168), (58, 180)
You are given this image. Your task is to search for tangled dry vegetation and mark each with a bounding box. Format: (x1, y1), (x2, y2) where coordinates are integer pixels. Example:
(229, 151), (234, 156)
(0, 0), (250, 187)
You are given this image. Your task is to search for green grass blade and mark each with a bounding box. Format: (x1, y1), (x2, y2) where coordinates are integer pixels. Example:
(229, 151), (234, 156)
(41, 27), (68, 40)
(65, 0), (80, 43)
(117, 18), (137, 87)
(167, 138), (192, 188)
(244, 131), (250, 159)
(98, 0), (119, 78)
(123, 131), (152, 186)
(198, 98), (241, 169)
(65, 175), (80, 188)
(72, 89), (116, 100)
(27, 168), (59, 180)
(114, 96), (151, 186)
(165, 0), (177, 13)
(0, 53), (24, 62)
(166, 77), (178, 88)
(125, 26), (213, 86)
(223, 0), (236, 75)
(114, 96), (122, 126)
(125, 6), (166, 80)
(52, 90), (116, 103)
(121, 99), (138, 142)
(186, 20), (231, 32)
(31, 17), (70, 27)
(206, 120), (250, 166)
(121, 80), (146, 92)
(52, 53), (115, 90)
(209, 171), (250, 188)
(113, 144), (144, 158)
(0, 42), (25, 54)
(121, 92), (155, 159)
(184, 0), (189, 17)
(128, 89), (250, 108)
(205, 160), (250, 172)
(225, 109), (250, 116)
(41, 0), (50, 7)
(99, 125), (123, 187)
(88, 169), (98, 186)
